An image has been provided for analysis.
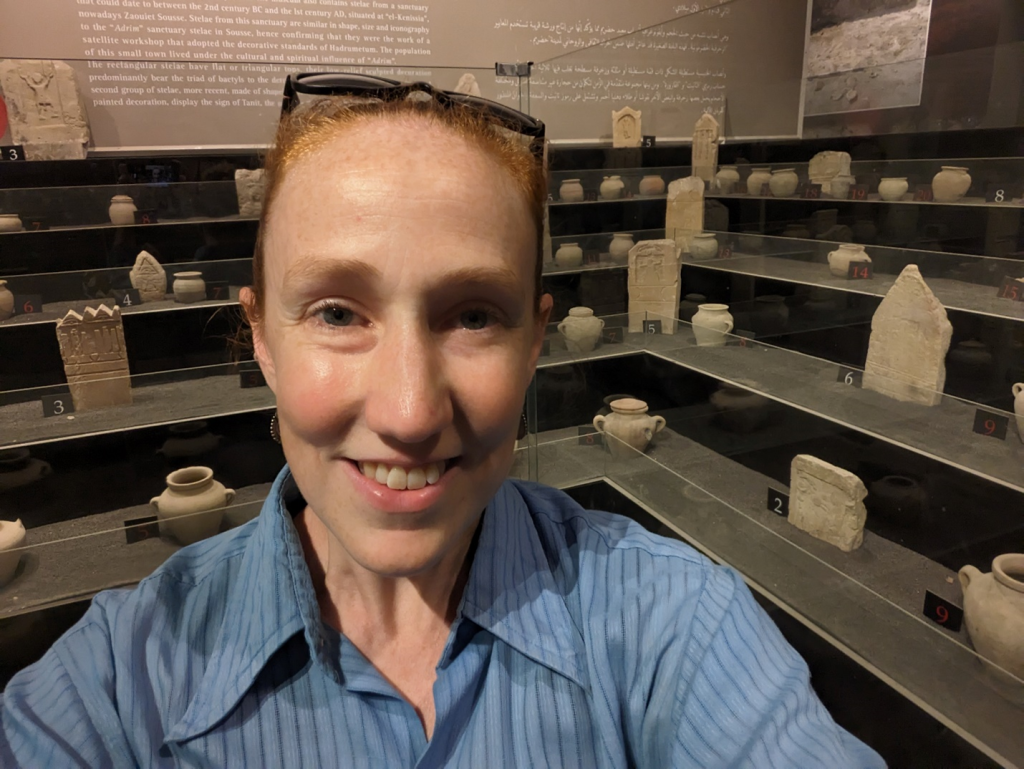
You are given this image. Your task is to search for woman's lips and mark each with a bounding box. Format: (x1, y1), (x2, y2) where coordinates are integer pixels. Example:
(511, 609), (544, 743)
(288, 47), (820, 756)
(342, 457), (458, 514)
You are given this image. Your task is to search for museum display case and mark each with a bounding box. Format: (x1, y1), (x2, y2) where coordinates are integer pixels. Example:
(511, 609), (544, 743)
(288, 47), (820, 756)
(2, 1), (1023, 761)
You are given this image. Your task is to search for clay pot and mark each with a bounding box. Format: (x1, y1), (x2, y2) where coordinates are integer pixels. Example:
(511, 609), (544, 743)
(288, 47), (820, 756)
(0, 519), (26, 587)
(554, 243), (583, 269)
(679, 293), (707, 322)
(593, 397), (665, 458)
(715, 165), (740, 194)
(746, 167), (771, 196)
(596, 393), (636, 418)
(599, 175), (625, 200)
(558, 307), (605, 354)
(827, 244), (871, 277)
(878, 177), (908, 202)
(751, 295), (789, 335)
(932, 166), (971, 203)
(738, 231), (763, 252)
(157, 421), (222, 460)
(559, 179), (584, 202)
(769, 168), (799, 197)
(0, 214), (24, 233)
(959, 553), (1024, 680)
(783, 223), (812, 239)
(689, 233), (719, 260)
(0, 448), (52, 492)
(829, 174), (855, 200)
(869, 475), (926, 527)
(1013, 383), (1024, 444)
(108, 195), (137, 225)
(609, 233), (634, 265)
(0, 280), (14, 321)
(851, 219), (878, 243)
(692, 303), (734, 347)
(638, 175), (666, 196)
(151, 466), (235, 545)
(710, 382), (770, 433)
(948, 341), (993, 371)
(172, 271), (206, 303)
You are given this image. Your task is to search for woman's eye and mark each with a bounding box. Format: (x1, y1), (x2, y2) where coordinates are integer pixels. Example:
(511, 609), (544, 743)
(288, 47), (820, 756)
(459, 309), (492, 330)
(318, 306), (356, 327)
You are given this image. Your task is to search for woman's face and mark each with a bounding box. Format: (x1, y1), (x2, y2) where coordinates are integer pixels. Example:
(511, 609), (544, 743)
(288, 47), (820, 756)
(250, 116), (551, 578)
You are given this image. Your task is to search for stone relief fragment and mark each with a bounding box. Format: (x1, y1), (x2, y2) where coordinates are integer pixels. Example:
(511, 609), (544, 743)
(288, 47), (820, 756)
(0, 59), (90, 160)
(234, 169), (266, 218)
(612, 107), (642, 148)
(627, 239), (680, 334)
(55, 304), (132, 411)
(129, 250), (167, 303)
(665, 176), (705, 253)
(788, 454), (867, 552)
(692, 112), (720, 183)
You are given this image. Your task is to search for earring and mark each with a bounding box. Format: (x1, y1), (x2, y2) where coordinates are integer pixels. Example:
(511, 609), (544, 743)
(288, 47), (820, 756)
(270, 411), (281, 444)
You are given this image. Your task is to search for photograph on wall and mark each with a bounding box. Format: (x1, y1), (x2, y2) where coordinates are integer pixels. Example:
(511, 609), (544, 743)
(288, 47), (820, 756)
(803, 0), (934, 116)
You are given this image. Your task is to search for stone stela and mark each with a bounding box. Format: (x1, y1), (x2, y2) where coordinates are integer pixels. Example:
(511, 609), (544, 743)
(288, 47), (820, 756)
(129, 251), (167, 303)
(55, 304), (132, 412)
(611, 107), (642, 148)
(0, 59), (90, 160)
(234, 169), (266, 218)
(627, 239), (680, 334)
(808, 150), (852, 196)
(692, 112), (720, 184)
(788, 454), (867, 552)
(666, 176), (705, 253)
(863, 264), (952, 407)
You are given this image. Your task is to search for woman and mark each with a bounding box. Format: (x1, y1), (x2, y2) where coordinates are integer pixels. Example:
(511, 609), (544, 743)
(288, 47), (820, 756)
(1, 81), (884, 768)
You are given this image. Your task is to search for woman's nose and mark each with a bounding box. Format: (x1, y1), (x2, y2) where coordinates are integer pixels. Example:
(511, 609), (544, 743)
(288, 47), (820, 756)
(362, 324), (454, 445)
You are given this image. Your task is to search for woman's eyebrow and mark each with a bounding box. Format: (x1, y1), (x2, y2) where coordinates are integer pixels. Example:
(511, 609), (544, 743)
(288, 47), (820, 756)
(283, 259), (524, 297)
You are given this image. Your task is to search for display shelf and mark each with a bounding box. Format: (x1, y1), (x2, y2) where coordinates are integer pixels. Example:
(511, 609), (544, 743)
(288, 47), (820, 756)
(542, 259), (627, 276)
(0, 483), (270, 620)
(533, 320), (1024, 495)
(530, 427), (1023, 767)
(0, 289), (243, 328)
(2, 369), (275, 450)
(0, 214), (258, 236)
(548, 191), (1023, 209)
(686, 253), (1024, 322)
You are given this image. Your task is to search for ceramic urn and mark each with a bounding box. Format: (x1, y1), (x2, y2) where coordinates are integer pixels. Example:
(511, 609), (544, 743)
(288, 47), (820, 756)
(0, 519), (26, 587)
(151, 466), (235, 545)
(609, 233), (634, 264)
(593, 397), (665, 459)
(829, 174), (855, 200)
(689, 233), (719, 260)
(691, 303), (734, 347)
(599, 175), (625, 201)
(827, 244), (871, 277)
(746, 167), (771, 196)
(559, 179), (584, 202)
(768, 168), (799, 197)
(0, 214), (25, 233)
(173, 271), (207, 303)
(878, 177), (909, 202)
(1013, 383), (1024, 444)
(715, 165), (740, 194)
(0, 280), (14, 321)
(932, 166), (972, 202)
(108, 195), (138, 225)
(558, 307), (605, 354)
(638, 175), (666, 196)
(959, 553), (1024, 680)
(554, 243), (583, 269)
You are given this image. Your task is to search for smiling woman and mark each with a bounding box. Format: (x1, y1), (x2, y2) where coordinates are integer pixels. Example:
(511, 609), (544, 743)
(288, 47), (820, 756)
(1, 82), (884, 769)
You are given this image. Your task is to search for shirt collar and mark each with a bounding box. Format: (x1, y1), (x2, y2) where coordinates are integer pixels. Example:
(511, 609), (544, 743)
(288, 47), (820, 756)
(167, 468), (588, 743)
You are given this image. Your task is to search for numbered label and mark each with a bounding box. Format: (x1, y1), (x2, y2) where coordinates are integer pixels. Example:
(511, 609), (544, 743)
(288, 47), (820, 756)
(113, 288), (141, 307)
(760, 183), (771, 197)
(540, 339), (551, 357)
(205, 280), (230, 301)
(997, 276), (1024, 302)
(718, 246), (733, 259)
(578, 425), (604, 446)
(25, 216), (49, 231)
(13, 294), (43, 316)
(731, 329), (755, 348)
(583, 250), (601, 266)
(239, 369), (267, 389)
(133, 209), (159, 225)
(847, 262), (873, 280)
(913, 185), (934, 202)
(985, 185), (1008, 204)
(41, 394), (75, 418)
(0, 145), (26, 162)
(124, 515), (161, 545)
(641, 135), (656, 149)
(836, 367), (864, 387)
(601, 326), (625, 345)
(801, 183), (822, 200)
(847, 184), (869, 201)
(767, 488), (789, 517)
(972, 409), (1008, 440)
(922, 590), (963, 632)
(642, 319), (662, 335)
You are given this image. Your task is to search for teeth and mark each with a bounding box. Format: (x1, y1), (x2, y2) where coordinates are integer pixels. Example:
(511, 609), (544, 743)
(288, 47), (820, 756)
(359, 460), (447, 490)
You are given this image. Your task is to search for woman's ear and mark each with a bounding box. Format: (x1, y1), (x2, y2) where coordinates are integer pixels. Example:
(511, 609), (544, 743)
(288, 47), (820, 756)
(239, 286), (278, 392)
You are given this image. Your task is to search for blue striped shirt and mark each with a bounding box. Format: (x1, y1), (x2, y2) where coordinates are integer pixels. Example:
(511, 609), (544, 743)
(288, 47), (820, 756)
(2, 467), (884, 768)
